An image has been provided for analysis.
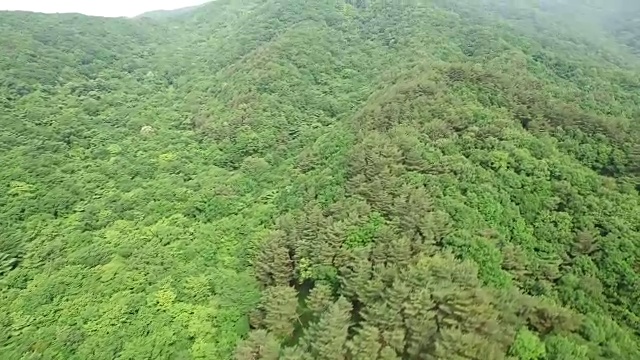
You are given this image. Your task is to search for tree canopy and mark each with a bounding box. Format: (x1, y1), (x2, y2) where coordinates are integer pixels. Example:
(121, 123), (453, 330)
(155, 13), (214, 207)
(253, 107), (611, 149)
(1, 0), (640, 359)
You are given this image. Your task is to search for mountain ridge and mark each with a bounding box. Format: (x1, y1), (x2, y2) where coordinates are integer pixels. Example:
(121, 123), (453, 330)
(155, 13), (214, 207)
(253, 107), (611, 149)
(134, 3), (210, 19)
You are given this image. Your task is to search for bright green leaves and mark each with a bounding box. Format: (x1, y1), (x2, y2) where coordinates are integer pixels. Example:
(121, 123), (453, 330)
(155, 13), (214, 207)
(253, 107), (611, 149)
(508, 328), (546, 360)
(155, 287), (177, 311)
(344, 211), (384, 249)
(7, 181), (36, 198)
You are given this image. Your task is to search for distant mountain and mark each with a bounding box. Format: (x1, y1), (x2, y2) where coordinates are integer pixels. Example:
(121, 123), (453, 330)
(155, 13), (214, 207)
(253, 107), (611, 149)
(134, 2), (211, 19)
(1, 1), (640, 359)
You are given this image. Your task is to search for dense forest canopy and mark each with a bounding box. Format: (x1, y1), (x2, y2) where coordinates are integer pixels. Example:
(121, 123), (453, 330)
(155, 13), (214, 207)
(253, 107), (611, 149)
(1, 0), (639, 359)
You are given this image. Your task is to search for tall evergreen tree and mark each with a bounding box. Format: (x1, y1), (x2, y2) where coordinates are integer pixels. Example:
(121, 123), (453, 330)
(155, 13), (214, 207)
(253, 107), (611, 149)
(262, 286), (299, 340)
(347, 325), (382, 360)
(235, 330), (280, 360)
(254, 231), (294, 287)
(301, 297), (353, 360)
(306, 282), (335, 317)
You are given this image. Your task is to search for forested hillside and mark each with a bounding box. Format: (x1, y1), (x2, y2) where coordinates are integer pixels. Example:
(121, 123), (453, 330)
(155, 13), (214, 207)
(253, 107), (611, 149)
(1, 0), (639, 359)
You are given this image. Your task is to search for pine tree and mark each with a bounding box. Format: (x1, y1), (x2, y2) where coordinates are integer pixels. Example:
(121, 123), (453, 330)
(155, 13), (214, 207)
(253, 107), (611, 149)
(388, 234), (413, 269)
(628, 143), (640, 177)
(403, 255), (514, 358)
(535, 251), (563, 283)
(501, 243), (531, 283)
(262, 285), (299, 340)
(362, 178), (396, 215)
(391, 186), (450, 253)
(370, 237), (389, 268)
(369, 226), (412, 269)
(271, 244), (294, 286)
(317, 220), (346, 267)
(338, 248), (373, 300)
(280, 346), (311, 360)
(347, 324), (382, 360)
(302, 204), (326, 246)
(292, 203), (327, 275)
(235, 330), (280, 360)
(378, 346), (401, 360)
(403, 286), (439, 358)
(360, 277), (409, 353)
(433, 328), (506, 360)
(385, 278), (411, 318)
(361, 264), (388, 304)
(254, 231), (293, 287)
(391, 126), (428, 172)
(517, 297), (581, 336)
(301, 296), (353, 360)
(346, 133), (402, 214)
(306, 282), (334, 317)
(249, 308), (265, 329)
(571, 230), (600, 257)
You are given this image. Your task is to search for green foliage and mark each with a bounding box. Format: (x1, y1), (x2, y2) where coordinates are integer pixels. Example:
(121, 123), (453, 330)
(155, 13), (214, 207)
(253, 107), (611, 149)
(344, 211), (384, 249)
(509, 328), (546, 360)
(1, 0), (640, 359)
(262, 286), (299, 340)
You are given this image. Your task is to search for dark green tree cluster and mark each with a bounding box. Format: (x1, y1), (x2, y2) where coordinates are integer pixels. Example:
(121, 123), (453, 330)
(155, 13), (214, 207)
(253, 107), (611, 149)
(1, 0), (640, 359)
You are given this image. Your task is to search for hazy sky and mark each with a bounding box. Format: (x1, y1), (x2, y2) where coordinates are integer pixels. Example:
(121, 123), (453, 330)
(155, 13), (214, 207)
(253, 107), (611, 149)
(0, 0), (212, 17)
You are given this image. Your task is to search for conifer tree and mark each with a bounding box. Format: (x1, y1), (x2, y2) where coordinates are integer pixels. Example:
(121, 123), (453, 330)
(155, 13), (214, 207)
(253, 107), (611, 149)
(387, 234), (414, 268)
(359, 277), (409, 353)
(391, 126), (428, 172)
(280, 346), (311, 360)
(369, 226), (412, 269)
(306, 282), (334, 317)
(301, 296), (353, 360)
(347, 324), (382, 360)
(317, 220), (346, 267)
(392, 186), (451, 253)
(235, 330), (280, 360)
(433, 328), (507, 360)
(262, 286), (299, 340)
(517, 297), (581, 336)
(338, 248), (373, 299)
(501, 243), (531, 283)
(292, 203), (327, 271)
(254, 231), (293, 287)
(571, 230), (600, 258)
(403, 255), (513, 358)
(378, 346), (401, 360)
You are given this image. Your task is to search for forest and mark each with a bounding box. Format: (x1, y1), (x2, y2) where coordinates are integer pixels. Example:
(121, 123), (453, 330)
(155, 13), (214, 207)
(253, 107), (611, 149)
(0, 0), (639, 359)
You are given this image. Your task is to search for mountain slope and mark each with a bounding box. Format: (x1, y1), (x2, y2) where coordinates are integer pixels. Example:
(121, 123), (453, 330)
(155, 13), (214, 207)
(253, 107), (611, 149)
(1, 0), (639, 359)
(135, 4), (208, 19)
